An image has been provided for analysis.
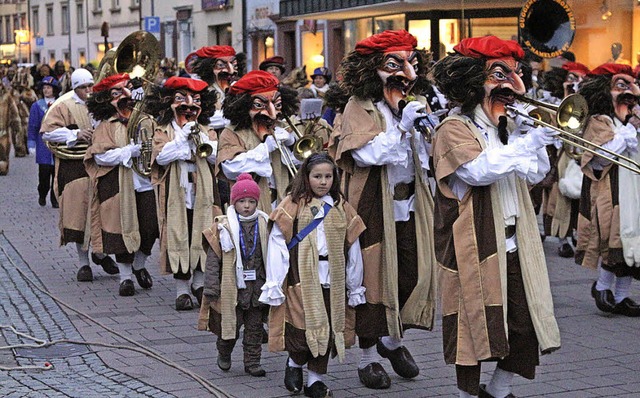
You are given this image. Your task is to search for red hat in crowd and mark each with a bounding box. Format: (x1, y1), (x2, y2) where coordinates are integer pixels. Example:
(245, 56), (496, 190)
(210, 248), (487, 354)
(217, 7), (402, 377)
(164, 76), (209, 92)
(228, 70), (279, 95)
(93, 73), (129, 93)
(589, 63), (634, 78)
(259, 56), (286, 73)
(562, 62), (590, 76)
(231, 173), (261, 204)
(355, 30), (417, 55)
(454, 36), (524, 60)
(185, 45), (236, 73)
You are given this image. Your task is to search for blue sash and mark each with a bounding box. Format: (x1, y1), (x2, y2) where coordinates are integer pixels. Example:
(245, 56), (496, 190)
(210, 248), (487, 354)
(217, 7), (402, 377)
(286, 202), (332, 250)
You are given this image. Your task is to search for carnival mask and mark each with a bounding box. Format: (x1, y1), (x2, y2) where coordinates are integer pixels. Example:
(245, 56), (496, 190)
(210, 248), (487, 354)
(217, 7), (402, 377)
(250, 90), (282, 139)
(611, 73), (640, 123)
(213, 56), (238, 92)
(377, 50), (419, 112)
(171, 89), (202, 127)
(482, 57), (526, 126)
(109, 80), (134, 121)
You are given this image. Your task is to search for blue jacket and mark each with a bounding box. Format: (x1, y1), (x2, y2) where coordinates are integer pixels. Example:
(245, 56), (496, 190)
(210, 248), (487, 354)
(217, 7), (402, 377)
(27, 99), (55, 165)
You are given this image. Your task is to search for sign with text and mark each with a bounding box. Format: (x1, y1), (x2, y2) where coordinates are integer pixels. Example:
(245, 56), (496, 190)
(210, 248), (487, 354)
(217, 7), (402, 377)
(144, 16), (161, 34)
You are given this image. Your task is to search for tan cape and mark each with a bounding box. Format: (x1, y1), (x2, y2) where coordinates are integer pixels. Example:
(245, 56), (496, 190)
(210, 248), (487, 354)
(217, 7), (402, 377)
(217, 126), (291, 213)
(84, 118), (141, 255)
(267, 196), (365, 361)
(432, 115), (560, 366)
(151, 122), (218, 275)
(576, 115), (623, 269)
(40, 92), (93, 247)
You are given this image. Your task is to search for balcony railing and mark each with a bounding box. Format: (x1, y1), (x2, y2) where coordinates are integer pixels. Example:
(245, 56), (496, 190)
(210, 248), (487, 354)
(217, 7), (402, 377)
(279, 0), (396, 18)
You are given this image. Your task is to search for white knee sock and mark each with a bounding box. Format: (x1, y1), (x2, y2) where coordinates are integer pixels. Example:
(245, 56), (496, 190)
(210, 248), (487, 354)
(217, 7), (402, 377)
(76, 244), (89, 266)
(486, 367), (514, 398)
(614, 276), (633, 303)
(596, 267), (615, 291)
(358, 346), (378, 369)
(380, 336), (402, 350)
(118, 263), (133, 282)
(176, 279), (190, 298)
(307, 369), (322, 386)
(132, 252), (148, 271)
(458, 390), (474, 398)
(288, 357), (302, 368)
(192, 269), (205, 290)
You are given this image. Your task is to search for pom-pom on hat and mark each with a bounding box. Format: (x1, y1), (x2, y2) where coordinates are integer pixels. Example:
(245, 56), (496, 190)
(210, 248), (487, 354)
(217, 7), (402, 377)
(355, 30), (417, 55)
(259, 56), (286, 73)
(562, 62), (590, 76)
(453, 36), (524, 60)
(231, 173), (261, 204)
(185, 45), (236, 73)
(228, 70), (279, 95)
(163, 76), (209, 92)
(93, 73), (130, 93)
(589, 63), (634, 78)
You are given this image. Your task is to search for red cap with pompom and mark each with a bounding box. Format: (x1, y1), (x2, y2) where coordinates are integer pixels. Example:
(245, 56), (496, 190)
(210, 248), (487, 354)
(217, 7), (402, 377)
(231, 173), (261, 204)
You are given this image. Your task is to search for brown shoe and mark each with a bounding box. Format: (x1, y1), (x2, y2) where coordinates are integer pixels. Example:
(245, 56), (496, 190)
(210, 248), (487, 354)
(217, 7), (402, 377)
(175, 294), (194, 311)
(244, 364), (266, 377)
(357, 362), (391, 389)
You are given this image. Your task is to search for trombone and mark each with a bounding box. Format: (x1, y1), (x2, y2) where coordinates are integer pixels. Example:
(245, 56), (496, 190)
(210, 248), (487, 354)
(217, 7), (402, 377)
(506, 94), (640, 174)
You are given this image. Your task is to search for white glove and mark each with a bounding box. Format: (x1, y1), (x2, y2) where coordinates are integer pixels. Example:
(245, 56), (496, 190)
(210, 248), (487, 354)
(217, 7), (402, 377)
(264, 135), (278, 152)
(616, 123), (638, 152)
(131, 87), (144, 101)
(274, 126), (295, 146)
(622, 236), (640, 267)
(28, 147), (36, 155)
(509, 102), (533, 133)
(127, 143), (142, 159)
(398, 101), (426, 133)
(182, 121), (197, 137)
(522, 126), (558, 150)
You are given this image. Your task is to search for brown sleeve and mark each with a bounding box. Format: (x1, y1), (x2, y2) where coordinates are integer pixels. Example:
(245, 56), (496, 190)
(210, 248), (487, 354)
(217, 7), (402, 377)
(342, 200), (366, 246)
(84, 121), (119, 179)
(202, 222), (223, 298)
(216, 128), (247, 181)
(580, 115), (616, 180)
(432, 119), (483, 199)
(335, 98), (382, 173)
(150, 126), (171, 185)
(270, 196), (297, 243)
(40, 101), (69, 133)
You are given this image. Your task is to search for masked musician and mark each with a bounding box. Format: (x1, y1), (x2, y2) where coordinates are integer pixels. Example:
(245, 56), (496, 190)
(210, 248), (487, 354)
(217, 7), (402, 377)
(84, 73), (158, 296)
(217, 70), (299, 213)
(431, 36), (561, 398)
(543, 62), (590, 258)
(334, 30), (436, 390)
(576, 63), (640, 317)
(185, 45), (237, 131)
(41, 68), (119, 282)
(149, 76), (219, 311)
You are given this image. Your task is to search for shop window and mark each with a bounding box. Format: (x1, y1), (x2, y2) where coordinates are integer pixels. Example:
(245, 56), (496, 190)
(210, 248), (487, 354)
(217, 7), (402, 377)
(408, 19), (431, 51)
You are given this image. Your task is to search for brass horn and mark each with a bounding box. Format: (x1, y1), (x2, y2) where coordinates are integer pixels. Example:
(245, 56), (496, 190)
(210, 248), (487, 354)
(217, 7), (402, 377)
(189, 123), (214, 159)
(113, 31), (161, 177)
(519, 0), (576, 59)
(506, 94), (640, 174)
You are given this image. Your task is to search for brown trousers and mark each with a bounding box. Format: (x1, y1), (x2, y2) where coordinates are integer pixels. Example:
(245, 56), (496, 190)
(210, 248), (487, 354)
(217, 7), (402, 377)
(456, 250), (540, 396)
(214, 304), (264, 367)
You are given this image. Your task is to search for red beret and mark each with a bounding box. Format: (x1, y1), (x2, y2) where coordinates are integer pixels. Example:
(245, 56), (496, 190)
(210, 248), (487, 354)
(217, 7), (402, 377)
(185, 45), (236, 73)
(228, 70), (279, 95)
(259, 56), (285, 71)
(355, 30), (417, 55)
(589, 63), (634, 78)
(93, 73), (129, 93)
(562, 62), (590, 76)
(454, 36), (524, 60)
(164, 76), (209, 92)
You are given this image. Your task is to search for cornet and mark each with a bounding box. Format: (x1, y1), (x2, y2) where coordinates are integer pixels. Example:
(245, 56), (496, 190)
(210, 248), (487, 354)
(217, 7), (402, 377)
(188, 123), (214, 158)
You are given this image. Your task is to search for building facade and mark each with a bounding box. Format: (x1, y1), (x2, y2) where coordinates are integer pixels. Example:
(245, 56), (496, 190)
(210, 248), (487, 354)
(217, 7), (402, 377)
(0, 0), (28, 64)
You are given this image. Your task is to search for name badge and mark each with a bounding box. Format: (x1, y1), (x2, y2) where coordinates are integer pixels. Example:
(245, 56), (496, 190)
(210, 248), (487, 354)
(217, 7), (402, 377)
(243, 269), (256, 281)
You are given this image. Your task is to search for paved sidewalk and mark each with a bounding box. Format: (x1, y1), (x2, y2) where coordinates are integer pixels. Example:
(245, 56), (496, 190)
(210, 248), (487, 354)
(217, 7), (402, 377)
(1, 154), (640, 397)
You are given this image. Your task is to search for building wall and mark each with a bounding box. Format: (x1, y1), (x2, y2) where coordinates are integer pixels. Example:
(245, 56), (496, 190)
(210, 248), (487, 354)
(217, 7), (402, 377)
(0, 0), (28, 63)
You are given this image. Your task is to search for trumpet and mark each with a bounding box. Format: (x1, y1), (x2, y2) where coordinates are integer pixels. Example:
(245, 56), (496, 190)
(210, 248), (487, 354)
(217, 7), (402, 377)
(189, 123), (214, 158)
(506, 94), (640, 174)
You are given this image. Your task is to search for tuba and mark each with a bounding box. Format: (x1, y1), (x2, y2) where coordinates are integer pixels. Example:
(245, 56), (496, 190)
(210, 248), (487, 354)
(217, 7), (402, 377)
(113, 31), (161, 177)
(45, 92), (90, 160)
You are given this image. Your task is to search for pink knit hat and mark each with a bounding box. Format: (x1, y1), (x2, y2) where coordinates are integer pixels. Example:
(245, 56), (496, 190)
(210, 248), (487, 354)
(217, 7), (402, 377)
(231, 173), (261, 204)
